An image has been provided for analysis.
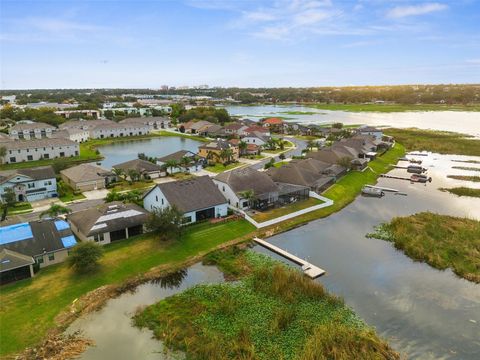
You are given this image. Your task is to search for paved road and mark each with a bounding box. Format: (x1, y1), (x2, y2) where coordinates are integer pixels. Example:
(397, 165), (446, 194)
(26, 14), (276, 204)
(249, 137), (307, 170)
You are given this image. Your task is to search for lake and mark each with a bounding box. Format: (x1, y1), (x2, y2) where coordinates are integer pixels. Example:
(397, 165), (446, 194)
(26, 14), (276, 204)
(96, 136), (203, 169)
(68, 152), (480, 359)
(224, 104), (480, 137)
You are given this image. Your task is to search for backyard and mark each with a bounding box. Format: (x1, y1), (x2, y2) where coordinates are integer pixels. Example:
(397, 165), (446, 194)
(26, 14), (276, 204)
(251, 197), (324, 222)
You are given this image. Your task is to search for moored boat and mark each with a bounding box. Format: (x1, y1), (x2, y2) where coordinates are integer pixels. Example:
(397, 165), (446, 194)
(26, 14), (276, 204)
(362, 186), (385, 197)
(410, 174), (432, 183)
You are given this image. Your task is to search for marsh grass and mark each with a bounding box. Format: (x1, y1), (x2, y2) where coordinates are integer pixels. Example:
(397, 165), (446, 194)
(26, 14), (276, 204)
(134, 250), (399, 360)
(451, 166), (480, 172)
(447, 175), (480, 182)
(439, 187), (480, 198)
(368, 212), (480, 283)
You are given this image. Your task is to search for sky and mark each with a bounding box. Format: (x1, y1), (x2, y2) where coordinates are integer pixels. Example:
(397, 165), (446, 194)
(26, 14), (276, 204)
(1, 0), (479, 89)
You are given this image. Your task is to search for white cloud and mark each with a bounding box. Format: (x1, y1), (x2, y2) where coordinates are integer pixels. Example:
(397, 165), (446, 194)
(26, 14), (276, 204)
(386, 3), (448, 19)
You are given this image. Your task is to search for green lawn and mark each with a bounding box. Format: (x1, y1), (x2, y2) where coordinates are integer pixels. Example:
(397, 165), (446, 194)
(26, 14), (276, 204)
(384, 128), (480, 156)
(0, 220), (256, 356)
(204, 162), (245, 173)
(108, 179), (156, 192)
(58, 181), (86, 203)
(7, 202), (33, 215)
(251, 198), (324, 222)
(307, 103), (480, 112)
(134, 249), (399, 359)
(367, 212), (480, 283)
(273, 161), (289, 168)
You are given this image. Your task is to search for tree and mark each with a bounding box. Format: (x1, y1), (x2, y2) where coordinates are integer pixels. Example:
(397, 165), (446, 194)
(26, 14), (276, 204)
(127, 169), (140, 182)
(145, 206), (184, 241)
(239, 189), (256, 208)
(332, 122), (344, 129)
(179, 156), (192, 171)
(265, 139), (278, 150)
(1, 187), (16, 221)
(307, 140), (316, 151)
(39, 204), (72, 219)
(337, 156), (352, 170)
(112, 167), (124, 179)
(165, 159), (179, 174)
(264, 158), (275, 170)
(220, 148), (234, 164)
(279, 153), (286, 160)
(51, 158), (70, 173)
(68, 242), (104, 274)
(238, 141), (248, 156)
(0, 146), (6, 165)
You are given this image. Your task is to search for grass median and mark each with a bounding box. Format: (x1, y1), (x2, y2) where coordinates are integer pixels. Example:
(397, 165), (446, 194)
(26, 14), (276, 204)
(0, 219), (256, 356)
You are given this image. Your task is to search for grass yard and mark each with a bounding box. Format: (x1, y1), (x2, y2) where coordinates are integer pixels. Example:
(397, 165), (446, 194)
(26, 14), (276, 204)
(108, 179), (156, 192)
(307, 103), (480, 113)
(384, 128), (480, 156)
(439, 187), (480, 198)
(367, 212), (480, 283)
(134, 249), (399, 360)
(0, 220), (256, 356)
(204, 162), (245, 173)
(7, 202), (33, 215)
(451, 166), (480, 172)
(251, 198), (324, 222)
(447, 175), (480, 182)
(58, 181), (86, 203)
(273, 161), (289, 168)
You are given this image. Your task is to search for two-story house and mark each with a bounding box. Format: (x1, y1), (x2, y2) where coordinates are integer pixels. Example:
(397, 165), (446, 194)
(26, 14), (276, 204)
(0, 166), (57, 202)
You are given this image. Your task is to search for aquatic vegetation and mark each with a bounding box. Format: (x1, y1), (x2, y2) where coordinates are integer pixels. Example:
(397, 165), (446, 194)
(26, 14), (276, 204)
(451, 166), (480, 172)
(134, 250), (399, 360)
(368, 212), (480, 283)
(447, 175), (480, 182)
(439, 187), (480, 198)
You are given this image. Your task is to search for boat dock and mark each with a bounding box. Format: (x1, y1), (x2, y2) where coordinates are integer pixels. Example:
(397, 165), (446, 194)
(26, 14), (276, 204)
(253, 237), (326, 279)
(380, 174), (412, 181)
(365, 185), (400, 193)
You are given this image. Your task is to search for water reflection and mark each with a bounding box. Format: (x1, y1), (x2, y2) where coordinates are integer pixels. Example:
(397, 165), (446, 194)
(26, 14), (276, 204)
(150, 268), (188, 289)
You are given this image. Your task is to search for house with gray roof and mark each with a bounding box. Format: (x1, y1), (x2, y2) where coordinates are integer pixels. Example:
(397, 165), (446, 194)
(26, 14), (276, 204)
(113, 158), (165, 179)
(67, 202), (149, 245)
(119, 116), (171, 130)
(156, 150), (204, 174)
(60, 163), (116, 192)
(0, 219), (77, 278)
(9, 122), (57, 140)
(0, 166), (57, 202)
(0, 249), (35, 285)
(143, 176), (228, 223)
(1, 138), (79, 164)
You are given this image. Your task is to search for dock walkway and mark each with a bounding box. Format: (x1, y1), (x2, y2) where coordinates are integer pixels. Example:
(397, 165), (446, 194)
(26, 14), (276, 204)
(253, 237), (326, 278)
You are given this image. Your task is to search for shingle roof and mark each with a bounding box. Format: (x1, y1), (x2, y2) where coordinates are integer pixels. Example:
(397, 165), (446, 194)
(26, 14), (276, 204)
(67, 202), (149, 237)
(146, 176), (226, 213)
(0, 249), (34, 272)
(113, 159), (163, 173)
(215, 167), (278, 197)
(10, 122), (56, 131)
(60, 163), (113, 183)
(2, 138), (78, 150)
(60, 119), (115, 130)
(119, 116), (170, 124)
(157, 150), (197, 163)
(198, 139), (233, 151)
(0, 219), (75, 257)
(0, 166), (55, 185)
(262, 117), (284, 125)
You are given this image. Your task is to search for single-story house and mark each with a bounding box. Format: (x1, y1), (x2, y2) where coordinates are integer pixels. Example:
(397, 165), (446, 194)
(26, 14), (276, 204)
(198, 140), (239, 164)
(60, 163), (116, 192)
(143, 176), (228, 224)
(0, 249), (35, 285)
(67, 202), (149, 245)
(213, 167), (279, 210)
(113, 158), (165, 179)
(156, 150), (204, 173)
(0, 166), (57, 202)
(0, 219), (77, 280)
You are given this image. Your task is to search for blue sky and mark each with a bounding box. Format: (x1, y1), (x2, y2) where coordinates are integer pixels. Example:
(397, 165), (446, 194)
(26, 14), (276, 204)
(1, 0), (479, 89)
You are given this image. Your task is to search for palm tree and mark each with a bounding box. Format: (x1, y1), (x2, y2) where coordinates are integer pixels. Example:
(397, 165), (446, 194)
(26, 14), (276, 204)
(112, 167), (124, 179)
(179, 156), (191, 172)
(239, 189), (256, 209)
(39, 204), (72, 219)
(165, 159), (179, 174)
(220, 148), (234, 164)
(238, 141), (248, 156)
(266, 139), (277, 150)
(127, 169), (140, 182)
(307, 140), (316, 151)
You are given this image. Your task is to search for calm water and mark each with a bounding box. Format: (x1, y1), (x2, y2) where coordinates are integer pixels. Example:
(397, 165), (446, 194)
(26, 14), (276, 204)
(96, 137), (202, 169)
(67, 153), (480, 359)
(68, 264), (225, 359)
(225, 104), (480, 137)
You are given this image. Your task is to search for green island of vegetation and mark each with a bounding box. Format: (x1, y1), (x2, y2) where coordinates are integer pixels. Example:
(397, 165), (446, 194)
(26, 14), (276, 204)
(439, 187), (480, 198)
(384, 128), (480, 156)
(447, 175), (480, 182)
(307, 103), (480, 113)
(451, 166), (480, 172)
(134, 248), (399, 360)
(367, 212), (480, 283)
(279, 110), (318, 115)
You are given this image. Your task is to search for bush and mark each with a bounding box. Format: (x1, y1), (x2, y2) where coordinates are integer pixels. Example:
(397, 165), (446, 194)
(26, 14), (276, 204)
(68, 242), (104, 274)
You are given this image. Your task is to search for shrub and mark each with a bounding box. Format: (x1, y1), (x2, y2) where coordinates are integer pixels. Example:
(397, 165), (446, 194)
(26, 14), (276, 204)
(68, 242), (104, 274)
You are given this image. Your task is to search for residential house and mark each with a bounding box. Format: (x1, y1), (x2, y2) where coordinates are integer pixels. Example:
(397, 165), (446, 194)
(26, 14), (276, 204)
(306, 144), (369, 170)
(261, 117), (286, 133)
(338, 135), (378, 159)
(119, 116), (171, 130)
(9, 122), (57, 140)
(1, 138), (79, 164)
(0, 166), (57, 202)
(113, 158), (165, 179)
(198, 140), (239, 164)
(67, 202), (149, 245)
(224, 123), (249, 136)
(203, 124), (225, 137)
(228, 139), (260, 156)
(89, 122), (150, 139)
(60, 163), (116, 192)
(241, 131), (270, 147)
(179, 120), (215, 134)
(51, 128), (90, 143)
(357, 126), (383, 141)
(0, 219), (77, 278)
(0, 249), (35, 285)
(213, 167), (279, 209)
(55, 109), (100, 119)
(243, 125), (270, 137)
(156, 150), (204, 174)
(60, 119), (115, 131)
(143, 176), (228, 223)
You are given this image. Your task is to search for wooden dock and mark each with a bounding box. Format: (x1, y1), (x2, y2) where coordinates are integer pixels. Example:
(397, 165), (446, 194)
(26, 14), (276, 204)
(380, 174), (412, 181)
(253, 237), (326, 279)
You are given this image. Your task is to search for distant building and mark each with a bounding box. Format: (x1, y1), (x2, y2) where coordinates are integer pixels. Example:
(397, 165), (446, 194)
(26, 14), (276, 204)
(1, 138), (79, 164)
(68, 202), (149, 245)
(9, 122), (57, 140)
(89, 123), (150, 139)
(0, 219), (77, 281)
(143, 176), (228, 223)
(0, 166), (57, 202)
(119, 116), (171, 130)
(357, 126), (383, 141)
(55, 109), (100, 119)
(51, 128), (90, 143)
(60, 163), (116, 192)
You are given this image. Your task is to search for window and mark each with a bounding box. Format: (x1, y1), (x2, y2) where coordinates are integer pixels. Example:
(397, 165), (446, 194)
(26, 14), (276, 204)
(36, 257), (44, 264)
(161, 198), (164, 205)
(44, 181), (52, 186)
(43, 154), (49, 159)
(27, 155), (33, 161)
(27, 183), (35, 189)
(48, 253), (55, 261)
(9, 157), (16, 163)
(183, 216), (192, 223)
(93, 233), (105, 242)
(155, 195), (158, 202)
(59, 152), (65, 157)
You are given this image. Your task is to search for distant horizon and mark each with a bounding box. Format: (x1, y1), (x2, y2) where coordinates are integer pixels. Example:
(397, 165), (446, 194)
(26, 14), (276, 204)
(1, 1), (479, 89)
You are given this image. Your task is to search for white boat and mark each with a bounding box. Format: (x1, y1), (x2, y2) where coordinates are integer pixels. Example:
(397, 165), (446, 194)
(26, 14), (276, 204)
(362, 186), (385, 197)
